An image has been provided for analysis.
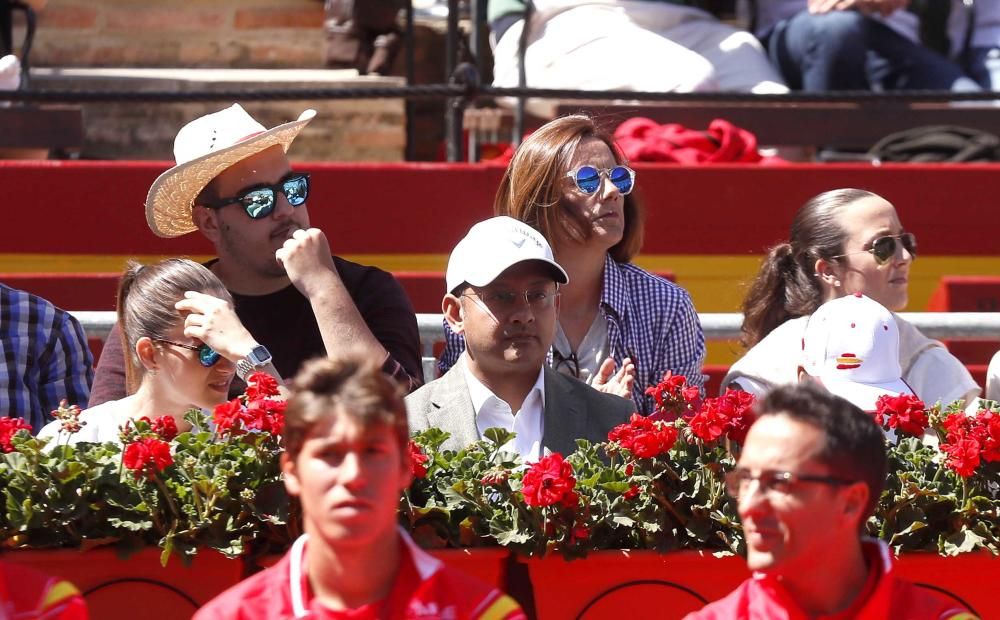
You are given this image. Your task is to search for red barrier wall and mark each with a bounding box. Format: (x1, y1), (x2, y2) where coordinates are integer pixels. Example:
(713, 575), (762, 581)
(4, 161), (1000, 257)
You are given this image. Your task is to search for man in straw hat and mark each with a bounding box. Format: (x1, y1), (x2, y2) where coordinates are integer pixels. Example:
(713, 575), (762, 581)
(89, 104), (421, 404)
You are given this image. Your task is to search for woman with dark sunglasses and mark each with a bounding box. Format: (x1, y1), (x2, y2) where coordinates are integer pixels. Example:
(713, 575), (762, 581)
(438, 115), (706, 414)
(38, 259), (281, 444)
(724, 188), (980, 409)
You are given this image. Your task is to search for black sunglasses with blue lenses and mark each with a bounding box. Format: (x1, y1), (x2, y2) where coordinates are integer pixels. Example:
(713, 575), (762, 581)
(203, 172), (310, 219)
(566, 165), (636, 195)
(155, 339), (222, 367)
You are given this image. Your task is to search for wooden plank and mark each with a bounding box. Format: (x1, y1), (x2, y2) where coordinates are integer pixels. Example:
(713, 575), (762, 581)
(0, 106), (83, 149)
(552, 103), (1000, 149)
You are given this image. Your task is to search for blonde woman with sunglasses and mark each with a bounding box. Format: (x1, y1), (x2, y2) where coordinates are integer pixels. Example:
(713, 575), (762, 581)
(38, 259), (281, 444)
(724, 188), (980, 408)
(438, 115), (706, 414)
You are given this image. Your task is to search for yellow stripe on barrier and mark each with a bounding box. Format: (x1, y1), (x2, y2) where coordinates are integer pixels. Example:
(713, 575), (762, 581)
(3, 252), (998, 325)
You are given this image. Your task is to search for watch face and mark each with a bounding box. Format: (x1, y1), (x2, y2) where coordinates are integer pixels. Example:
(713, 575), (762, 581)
(249, 345), (271, 365)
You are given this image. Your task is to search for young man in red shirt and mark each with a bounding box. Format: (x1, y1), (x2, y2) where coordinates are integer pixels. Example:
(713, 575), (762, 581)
(688, 383), (978, 620)
(195, 354), (525, 619)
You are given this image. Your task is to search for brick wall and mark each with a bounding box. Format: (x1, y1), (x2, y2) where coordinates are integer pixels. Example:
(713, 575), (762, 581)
(24, 0), (327, 68)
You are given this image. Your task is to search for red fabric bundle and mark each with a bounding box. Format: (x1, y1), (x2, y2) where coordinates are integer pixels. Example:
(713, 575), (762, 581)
(614, 117), (777, 164)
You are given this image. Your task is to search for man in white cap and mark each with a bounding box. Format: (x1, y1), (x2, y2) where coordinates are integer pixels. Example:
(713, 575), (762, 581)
(90, 104), (421, 404)
(406, 216), (633, 459)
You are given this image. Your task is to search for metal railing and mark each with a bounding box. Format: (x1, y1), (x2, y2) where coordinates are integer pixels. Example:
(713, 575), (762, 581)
(73, 311), (1000, 385)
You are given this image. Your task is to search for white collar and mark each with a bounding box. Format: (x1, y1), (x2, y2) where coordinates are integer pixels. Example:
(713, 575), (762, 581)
(461, 353), (546, 416)
(288, 528), (444, 618)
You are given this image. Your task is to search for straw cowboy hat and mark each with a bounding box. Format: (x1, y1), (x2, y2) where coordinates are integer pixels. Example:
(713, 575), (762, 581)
(145, 104), (316, 238)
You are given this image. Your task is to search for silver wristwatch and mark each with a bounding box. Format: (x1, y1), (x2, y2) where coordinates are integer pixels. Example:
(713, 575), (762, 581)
(236, 344), (272, 381)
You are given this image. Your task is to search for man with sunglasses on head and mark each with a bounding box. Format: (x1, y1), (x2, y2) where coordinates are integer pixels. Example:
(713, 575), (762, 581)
(686, 383), (978, 620)
(406, 216), (633, 459)
(89, 104), (422, 405)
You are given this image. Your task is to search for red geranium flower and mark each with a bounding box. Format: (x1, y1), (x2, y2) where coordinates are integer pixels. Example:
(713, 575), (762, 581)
(874, 394), (929, 437)
(0, 418), (32, 453)
(408, 440), (429, 479)
(623, 485), (640, 500)
(716, 389), (756, 444)
(570, 524), (590, 543)
(943, 434), (981, 478)
(981, 412), (1000, 463)
(246, 372), (280, 401)
(213, 398), (244, 435)
(521, 453), (578, 508)
(608, 414), (678, 458)
(150, 415), (178, 441)
(646, 371), (699, 421)
(122, 437), (173, 479)
(688, 399), (728, 443)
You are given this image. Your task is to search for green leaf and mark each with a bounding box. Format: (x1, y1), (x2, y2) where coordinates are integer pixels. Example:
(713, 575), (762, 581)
(482, 428), (516, 448)
(942, 529), (986, 556)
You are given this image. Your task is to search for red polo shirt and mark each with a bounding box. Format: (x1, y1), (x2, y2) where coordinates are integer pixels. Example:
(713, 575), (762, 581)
(194, 531), (524, 620)
(686, 540), (979, 620)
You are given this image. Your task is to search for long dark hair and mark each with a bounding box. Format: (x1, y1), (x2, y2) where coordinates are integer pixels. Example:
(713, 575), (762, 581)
(740, 188), (881, 348)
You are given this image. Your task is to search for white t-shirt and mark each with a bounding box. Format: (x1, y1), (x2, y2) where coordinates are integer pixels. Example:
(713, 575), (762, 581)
(552, 313), (611, 386)
(36, 397), (136, 445)
(986, 350), (1000, 403)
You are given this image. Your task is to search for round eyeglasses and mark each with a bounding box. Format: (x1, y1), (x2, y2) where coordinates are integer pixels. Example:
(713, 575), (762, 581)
(565, 165), (635, 195)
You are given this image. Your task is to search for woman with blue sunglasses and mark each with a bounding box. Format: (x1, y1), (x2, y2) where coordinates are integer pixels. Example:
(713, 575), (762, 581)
(725, 188), (980, 410)
(438, 115), (706, 414)
(38, 259), (281, 444)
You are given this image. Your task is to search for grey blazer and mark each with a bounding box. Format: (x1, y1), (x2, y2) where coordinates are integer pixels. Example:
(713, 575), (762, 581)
(405, 364), (634, 455)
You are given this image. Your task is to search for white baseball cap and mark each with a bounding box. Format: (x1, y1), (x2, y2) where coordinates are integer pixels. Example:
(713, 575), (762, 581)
(446, 216), (569, 294)
(801, 293), (914, 411)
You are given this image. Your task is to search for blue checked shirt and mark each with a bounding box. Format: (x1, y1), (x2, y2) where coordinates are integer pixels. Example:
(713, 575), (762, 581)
(0, 284), (94, 432)
(438, 255), (706, 414)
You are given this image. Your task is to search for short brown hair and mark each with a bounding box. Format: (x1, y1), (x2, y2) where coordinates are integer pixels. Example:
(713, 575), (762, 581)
(283, 354), (409, 460)
(495, 114), (644, 263)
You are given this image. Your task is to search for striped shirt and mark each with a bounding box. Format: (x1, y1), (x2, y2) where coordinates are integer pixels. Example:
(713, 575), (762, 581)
(0, 284), (93, 432)
(439, 254), (706, 414)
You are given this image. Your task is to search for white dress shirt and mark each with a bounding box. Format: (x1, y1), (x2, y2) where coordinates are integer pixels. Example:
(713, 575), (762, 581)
(462, 354), (546, 462)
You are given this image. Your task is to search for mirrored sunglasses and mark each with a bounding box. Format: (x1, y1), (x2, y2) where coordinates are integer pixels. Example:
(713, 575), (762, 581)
(566, 165), (635, 195)
(155, 339), (222, 367)
(833, 232), (917, 266)
(203, 172), (310, 220)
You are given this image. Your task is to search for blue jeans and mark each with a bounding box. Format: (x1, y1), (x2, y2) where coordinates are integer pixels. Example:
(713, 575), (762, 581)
(764, 10), (972, 91)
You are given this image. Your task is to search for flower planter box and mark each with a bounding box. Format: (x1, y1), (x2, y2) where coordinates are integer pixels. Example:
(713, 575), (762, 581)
(520, 550), (1000, 619)
(895, 552), (999, 618)
(430, 548), (510, 591)
(521, 550), (750, 620)
(3, 547), (243, 620)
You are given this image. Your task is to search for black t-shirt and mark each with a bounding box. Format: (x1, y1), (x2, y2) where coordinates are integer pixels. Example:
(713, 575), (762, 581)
(89, 256), (422, 405)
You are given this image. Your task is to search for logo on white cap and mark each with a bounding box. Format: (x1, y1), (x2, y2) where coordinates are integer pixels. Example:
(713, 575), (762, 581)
(802, 293), (914, 411)
(445, 216), (569, 294)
